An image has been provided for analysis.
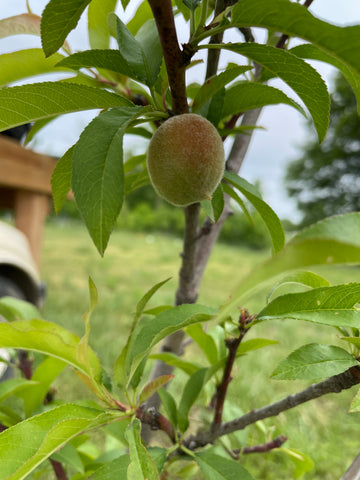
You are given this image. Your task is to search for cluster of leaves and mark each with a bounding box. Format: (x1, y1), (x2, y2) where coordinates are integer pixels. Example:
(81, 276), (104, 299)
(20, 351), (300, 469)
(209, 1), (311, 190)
(1, 0), (360, 479)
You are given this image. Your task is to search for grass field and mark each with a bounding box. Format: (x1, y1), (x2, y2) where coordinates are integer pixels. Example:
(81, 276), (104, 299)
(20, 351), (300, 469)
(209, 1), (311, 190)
(39, 221), (360, 479)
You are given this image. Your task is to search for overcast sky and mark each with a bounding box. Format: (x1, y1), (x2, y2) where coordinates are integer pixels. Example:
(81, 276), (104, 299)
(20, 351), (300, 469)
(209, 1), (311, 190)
(1, 1), (360, 220)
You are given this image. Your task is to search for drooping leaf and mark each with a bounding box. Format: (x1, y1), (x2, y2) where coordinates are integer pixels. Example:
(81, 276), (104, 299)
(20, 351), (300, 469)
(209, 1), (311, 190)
(195, 450), (255, 479)
(290, 44), (360, 114)
(0, 50), (69, 88)
(125, 418), (159, 480)
(232, 0), (360, 79)
(125, 304), (215, 387)
(221, 82), (306, 120)
(0, 82), (133, 132)
(258, 284), (360, 328)
(271, 343), (359, 380)
(192, 65), (253, 112)
(41, 0), (91, 57)
(72, 106), (144, 255)
(218, 213), (360, 322)
(217, 43), (330, 141)
(88, 0), (118, 49)
(51, 145), (74, 214)
(0, 403), (118, 480)
(224, 171), (285, 253)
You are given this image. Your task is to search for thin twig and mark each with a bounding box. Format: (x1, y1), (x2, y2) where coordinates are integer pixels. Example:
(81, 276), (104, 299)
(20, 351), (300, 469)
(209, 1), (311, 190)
(211, 310), (251, 428)
(237, 434), (288, 456)
(183, 367), (360, 450)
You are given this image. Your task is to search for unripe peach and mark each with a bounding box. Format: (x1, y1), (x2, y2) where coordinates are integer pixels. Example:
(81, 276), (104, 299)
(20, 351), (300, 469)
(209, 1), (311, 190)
(146, 114), (225, 207)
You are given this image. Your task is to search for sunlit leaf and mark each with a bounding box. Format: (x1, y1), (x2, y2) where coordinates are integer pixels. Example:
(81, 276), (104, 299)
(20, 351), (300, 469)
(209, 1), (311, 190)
(271, 343), (358, 380)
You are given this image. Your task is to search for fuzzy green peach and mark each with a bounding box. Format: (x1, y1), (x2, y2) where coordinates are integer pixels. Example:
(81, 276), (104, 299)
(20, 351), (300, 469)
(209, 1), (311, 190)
(146, 114), (225, 207)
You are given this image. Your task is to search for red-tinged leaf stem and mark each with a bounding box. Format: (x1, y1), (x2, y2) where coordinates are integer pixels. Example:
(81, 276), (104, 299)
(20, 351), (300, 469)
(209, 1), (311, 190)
(211, 310), (253, 429)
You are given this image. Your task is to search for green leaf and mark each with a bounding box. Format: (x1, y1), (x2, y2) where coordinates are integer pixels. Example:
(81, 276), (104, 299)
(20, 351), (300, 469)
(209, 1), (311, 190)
(0, 319), (102, 383)
(218, 213), (360, 322)
(127, 1), (153, 35)
(51, 145), (74, 214)
(56, 49), (138, 79)
(72, 106), (143, 255)
(232, 0), (360, 79)
(0, 297), (41, 322)
(0, 403), (118, 480)
(186, 323), (219, 365)
(201, 183), (224, 223)
(51, 442), (84, 474)
(125, 304), (215, 387)
(290, 44), (360, 114)
(0, 13), (41, 39)
(0, 82), (133, 132)
(221, 182), (252, 224)
(149, 352), (200, 376)
(114, 278), (171, 388)
(223, 171), (285, 253)
(267, 271), (331, 303)
(88, 0), (118, 49)
(0, 378), (39, 404)
(149, 352), (200, 375)
(280, 447), (315, 479)
(258, 284), (360, 328)
(237, 338), (278, 356)
(271, 343), (359, 380)
(349, 387), (360, 413)
(178, 368), (208, 433)
(218, 43), (330, 141)
(41, 0), (91, 57)
(88, 454), (130, 480)
(135, 19), (163, 87)
(125, 418), (159, 480)
(221, 82), (306, 119)
(158, 388), (178, 429)
(0, 49), (68, 88)
(195, 451), (254, 479)
(138, 375), (174, 404)
(192, 66), (253, 112)
(21, 356), (66, 417)
(183, 0), (201, 10)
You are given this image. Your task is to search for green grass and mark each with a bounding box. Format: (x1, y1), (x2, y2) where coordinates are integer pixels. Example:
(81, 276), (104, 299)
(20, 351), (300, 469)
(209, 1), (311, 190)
(39, 221), (360, 479)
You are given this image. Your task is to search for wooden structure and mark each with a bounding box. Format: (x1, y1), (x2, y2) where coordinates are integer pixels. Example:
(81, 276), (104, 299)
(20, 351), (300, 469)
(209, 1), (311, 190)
(0, 136), (59, 267)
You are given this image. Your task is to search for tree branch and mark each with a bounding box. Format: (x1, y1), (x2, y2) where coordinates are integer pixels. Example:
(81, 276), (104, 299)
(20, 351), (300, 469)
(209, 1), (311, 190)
(239, 434), (287, 456)
(147, 0), (189, 114)
(183, 367), (360, 449)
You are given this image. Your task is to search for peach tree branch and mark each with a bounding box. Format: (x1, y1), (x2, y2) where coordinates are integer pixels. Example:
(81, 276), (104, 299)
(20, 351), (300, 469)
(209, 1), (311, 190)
(183, 367), (360, 450)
